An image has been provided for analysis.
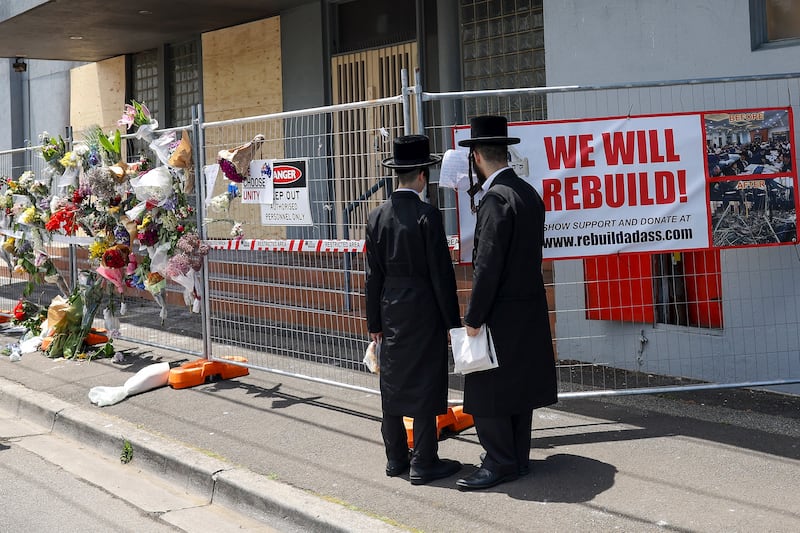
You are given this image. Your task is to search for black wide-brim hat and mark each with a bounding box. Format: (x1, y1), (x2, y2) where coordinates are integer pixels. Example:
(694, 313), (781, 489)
(458, 115), (520, 147)
(382, 134), (442, 169)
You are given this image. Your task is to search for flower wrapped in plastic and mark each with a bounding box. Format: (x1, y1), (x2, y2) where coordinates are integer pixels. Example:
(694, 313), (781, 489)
(39, 132), (67, 174)
(96, 244), (130, 294)
(149, 131), (176, 167)
(144, 271), (168, 324)
(12, 299), (47, 336)
(126, 166), (174, 221)
(217, 134), (265, 183)
(166, 253), (201, 311)
(208, 192), (232, 213)
(118, 100), (159, 141)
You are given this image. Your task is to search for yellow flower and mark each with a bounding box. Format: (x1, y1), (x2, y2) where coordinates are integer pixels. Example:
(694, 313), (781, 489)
(1, 237), (15, 253)
(59, 151), (77, 168)
(13, 264), (25, 274)
(137, 215), (151, 231)
(18, 206), (38, 225)
(89, 240), (111, 260)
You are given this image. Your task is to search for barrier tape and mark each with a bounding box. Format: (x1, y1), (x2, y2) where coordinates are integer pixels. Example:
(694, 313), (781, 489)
(0, 230), (460, 254)
(206, 235), (461, 253)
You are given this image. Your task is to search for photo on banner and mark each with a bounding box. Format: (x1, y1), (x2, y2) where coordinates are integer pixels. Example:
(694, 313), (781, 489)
(704, 108), (797, 248)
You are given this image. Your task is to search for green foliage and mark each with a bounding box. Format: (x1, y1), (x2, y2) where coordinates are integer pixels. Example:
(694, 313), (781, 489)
(120, 438), (133, 464)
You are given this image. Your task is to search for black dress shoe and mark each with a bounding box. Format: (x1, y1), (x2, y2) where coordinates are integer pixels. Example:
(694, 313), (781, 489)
(385, 459), (410, 477)
(479, 452), (530, 476)
(409, 458), (462, 485)
(456, 467), (518, 491)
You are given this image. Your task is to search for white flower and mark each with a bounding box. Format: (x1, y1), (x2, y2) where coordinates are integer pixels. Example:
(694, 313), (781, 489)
(74, 143), (90, 156)
(18, 171), (35, 188)
(208, 192), (231, 213)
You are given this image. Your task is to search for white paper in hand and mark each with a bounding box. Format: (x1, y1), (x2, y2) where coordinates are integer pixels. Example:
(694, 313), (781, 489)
(450, 325), (499, 375)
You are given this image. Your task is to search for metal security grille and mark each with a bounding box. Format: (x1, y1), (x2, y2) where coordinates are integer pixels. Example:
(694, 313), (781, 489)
(460, 0), (546, 120)
(167, 39), (201, 128)
(331, 43), (417, 240)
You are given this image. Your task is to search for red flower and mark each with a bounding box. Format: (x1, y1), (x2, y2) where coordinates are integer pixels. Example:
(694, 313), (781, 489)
(101, 245), (130, 268)
(45, 206), (77, 234)
(13, 300), (26, 320)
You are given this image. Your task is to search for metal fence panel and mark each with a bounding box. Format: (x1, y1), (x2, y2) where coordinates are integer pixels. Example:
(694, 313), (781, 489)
(198, 98), (407, 396)
(3, 73), (799, 399)
(421, 73), (800, 397)
(0, 136), (204, 357)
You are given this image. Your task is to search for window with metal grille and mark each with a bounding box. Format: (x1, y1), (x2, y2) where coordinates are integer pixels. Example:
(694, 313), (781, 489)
(584, 250), (723, 329)
(460, 0), (546, 121)
(167, 39), (201, 127)
(131, 49), (159, 120)
(130, 49), (159, 162)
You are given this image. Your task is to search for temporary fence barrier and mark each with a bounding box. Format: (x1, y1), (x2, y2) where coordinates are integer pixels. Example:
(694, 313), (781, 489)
(196, 96), (409, 396)
(418, 71), (800, 397)
(2, 71), (800, 400)
(0, 129), (205, 358)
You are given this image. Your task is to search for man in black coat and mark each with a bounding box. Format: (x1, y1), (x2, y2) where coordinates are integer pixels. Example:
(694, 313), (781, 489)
(365, 135), (463, 485)
(455, 116), (558, 491)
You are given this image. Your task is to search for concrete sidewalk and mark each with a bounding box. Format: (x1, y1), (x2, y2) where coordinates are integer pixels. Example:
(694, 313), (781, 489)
(1, 333), (799, 532)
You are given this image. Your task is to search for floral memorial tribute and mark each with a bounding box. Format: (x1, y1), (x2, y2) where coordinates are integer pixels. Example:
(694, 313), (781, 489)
(0, 101), (208, 360)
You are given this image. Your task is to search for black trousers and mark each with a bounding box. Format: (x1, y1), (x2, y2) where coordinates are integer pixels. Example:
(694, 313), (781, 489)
(473, 410), (533, 475)
(382, 414), (438, 466)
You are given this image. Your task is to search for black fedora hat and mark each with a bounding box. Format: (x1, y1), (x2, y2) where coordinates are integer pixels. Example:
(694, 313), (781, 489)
(458, 115), (520, 147)
(382, 135), (442, 169)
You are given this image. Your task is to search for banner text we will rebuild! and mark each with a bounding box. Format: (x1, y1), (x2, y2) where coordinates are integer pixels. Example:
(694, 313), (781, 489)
(531, 114), (709, 258)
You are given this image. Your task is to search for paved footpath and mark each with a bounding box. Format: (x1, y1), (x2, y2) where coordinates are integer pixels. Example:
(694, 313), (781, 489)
(1, 334), (799, 532)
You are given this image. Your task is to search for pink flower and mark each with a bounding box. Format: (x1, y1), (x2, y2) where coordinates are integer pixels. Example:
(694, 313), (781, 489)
(126, 254), (138, 276)
(97, 265), (125, 294)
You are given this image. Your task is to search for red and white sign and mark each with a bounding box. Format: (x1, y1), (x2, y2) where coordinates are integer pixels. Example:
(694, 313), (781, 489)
(452, 107), (797, 261)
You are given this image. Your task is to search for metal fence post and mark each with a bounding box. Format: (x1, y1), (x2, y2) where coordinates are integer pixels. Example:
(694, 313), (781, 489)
(194, 104), (213, 361)
(414, 67), (424, 135)
(64, 125), (78, 292)
(401, 69), (412, 136)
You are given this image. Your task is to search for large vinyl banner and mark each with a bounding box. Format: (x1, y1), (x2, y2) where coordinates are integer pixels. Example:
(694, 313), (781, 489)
(450, 107), (796, 262)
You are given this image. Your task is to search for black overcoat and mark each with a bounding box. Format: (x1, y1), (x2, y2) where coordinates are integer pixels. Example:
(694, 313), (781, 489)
(365, 190), (462, 417)
(463, 169), (558, 416)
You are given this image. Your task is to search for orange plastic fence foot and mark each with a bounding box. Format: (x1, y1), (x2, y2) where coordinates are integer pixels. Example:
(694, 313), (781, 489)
(41, 328), (109, 351)
(168, 356), (249, 389)
(402, 406), (474, 449)
(448, 405), (474, 432)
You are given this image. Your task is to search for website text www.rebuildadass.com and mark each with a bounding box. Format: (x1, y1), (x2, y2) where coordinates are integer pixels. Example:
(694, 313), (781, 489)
(543, 221), (694, 249)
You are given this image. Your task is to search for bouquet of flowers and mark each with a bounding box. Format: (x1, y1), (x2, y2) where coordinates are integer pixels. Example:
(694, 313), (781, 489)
(12, 299), (47, 336)
(44, 270), (106, 359)
(118, 100), (158, 141)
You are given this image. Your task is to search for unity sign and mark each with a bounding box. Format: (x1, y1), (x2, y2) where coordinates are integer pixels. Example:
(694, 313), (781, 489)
(452, 107), (796, 262)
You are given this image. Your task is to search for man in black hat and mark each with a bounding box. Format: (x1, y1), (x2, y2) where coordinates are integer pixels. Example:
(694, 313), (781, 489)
(455, 116), (558, 491)
(365, 134), (463, 485)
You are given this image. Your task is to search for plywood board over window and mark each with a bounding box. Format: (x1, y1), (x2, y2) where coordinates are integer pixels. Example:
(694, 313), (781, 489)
(69, 56), (126, 135)
(202, 16), (285, 239)
(331, 42), (417, 240)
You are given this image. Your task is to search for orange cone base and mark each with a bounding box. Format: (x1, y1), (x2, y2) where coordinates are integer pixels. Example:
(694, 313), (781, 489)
(168, 356), (249, 389)
(41, 328), (109, 351)
(403, 406), (475, 449)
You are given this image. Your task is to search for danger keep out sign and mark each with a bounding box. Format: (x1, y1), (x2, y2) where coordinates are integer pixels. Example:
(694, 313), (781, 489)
(259, 159), (313, 226)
